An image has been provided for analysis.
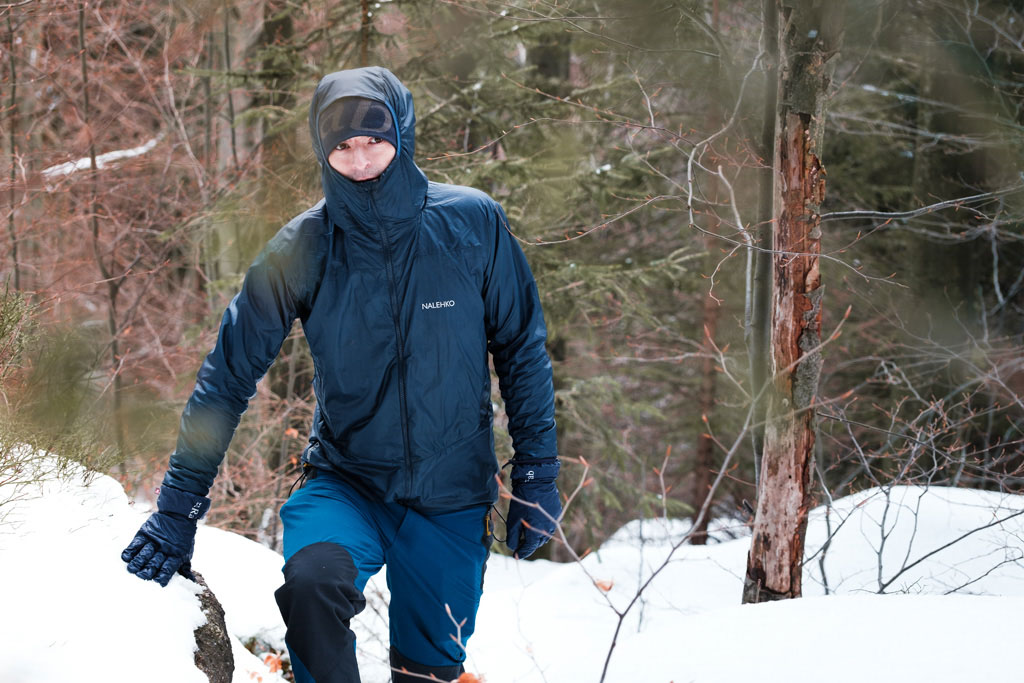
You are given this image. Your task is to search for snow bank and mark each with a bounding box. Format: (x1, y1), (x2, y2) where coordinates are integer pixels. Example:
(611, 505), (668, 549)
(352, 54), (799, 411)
(803, 485), (1024, 596)
(0, 452), (286, 683)
(2, 452), (1022, 683)
(611, 593), (1024, 683)
(469, 486), (1024, 683)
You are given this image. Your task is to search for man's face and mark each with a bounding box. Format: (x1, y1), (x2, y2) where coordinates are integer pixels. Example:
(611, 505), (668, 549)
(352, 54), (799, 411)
(327, 136), (396, 182)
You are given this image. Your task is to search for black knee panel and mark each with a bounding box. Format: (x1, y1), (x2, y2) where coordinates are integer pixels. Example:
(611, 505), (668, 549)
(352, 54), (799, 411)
(390, 646), (464, 683)
(276, 541), (366, 623)
(275, 542), (367, 683)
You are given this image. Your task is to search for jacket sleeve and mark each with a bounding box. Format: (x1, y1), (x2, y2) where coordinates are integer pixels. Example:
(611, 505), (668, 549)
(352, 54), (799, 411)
(483, 203), (558, 467)
(161, 240), (309, 497)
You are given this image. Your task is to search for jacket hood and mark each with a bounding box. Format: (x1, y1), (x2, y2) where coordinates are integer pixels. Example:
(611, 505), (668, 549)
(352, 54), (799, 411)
(309, 67), (428, 226)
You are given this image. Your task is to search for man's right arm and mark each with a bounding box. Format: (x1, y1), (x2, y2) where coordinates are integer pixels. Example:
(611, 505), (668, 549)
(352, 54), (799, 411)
(161, 249), (301, 497)
(122, 220), (322, 586)
(162, 229), (318, 496)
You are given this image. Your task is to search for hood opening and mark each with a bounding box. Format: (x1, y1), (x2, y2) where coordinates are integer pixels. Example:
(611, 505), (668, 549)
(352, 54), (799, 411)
(317, 96), (402, 167)
(309, 67), (429, 224)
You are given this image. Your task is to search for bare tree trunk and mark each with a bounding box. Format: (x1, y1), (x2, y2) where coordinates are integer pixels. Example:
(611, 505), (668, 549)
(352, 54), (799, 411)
(691, 266), (719, 545)
(743, 0), (843, 604)
(222, 0), (239, 171)
(204, 30), (215, 171)
(747, 0), (778, 497)
(323, 0), (334, 58)
(256, 0), (297, 183)
(211, 1), (262, 279)
(6, 13), (19, 291)
(691, 0), (723, 547)
(79, 2), (128, 465)
(359, 0), (370, 67)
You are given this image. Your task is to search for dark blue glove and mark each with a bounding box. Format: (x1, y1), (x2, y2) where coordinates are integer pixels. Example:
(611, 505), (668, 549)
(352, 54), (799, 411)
(505, 459), (562, 559)
(121, 484), (211, 587)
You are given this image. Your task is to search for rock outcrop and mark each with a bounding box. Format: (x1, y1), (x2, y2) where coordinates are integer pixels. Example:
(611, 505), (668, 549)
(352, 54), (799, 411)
(192, 571), (234, 683)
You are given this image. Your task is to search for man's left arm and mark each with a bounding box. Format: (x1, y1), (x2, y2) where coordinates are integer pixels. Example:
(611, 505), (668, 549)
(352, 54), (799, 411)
(483, 203), (561, 559)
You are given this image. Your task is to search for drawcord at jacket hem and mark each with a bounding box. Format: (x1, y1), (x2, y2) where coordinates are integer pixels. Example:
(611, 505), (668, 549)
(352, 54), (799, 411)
(287, 463), (319, 498)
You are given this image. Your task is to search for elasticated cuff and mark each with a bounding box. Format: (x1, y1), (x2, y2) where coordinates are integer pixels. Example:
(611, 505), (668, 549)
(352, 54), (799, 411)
(157, 484), (211, 521)
(509, 457), (560, 484)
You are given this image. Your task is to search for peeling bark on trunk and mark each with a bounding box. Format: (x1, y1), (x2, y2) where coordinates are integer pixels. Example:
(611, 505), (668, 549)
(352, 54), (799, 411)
(743, 0), (843, 604)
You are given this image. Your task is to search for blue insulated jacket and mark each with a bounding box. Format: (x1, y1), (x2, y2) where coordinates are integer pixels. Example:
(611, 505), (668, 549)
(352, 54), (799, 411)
(162, 67), (557, 512)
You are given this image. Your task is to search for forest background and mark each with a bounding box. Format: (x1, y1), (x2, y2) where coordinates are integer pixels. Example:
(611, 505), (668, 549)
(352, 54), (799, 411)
(2, 0), (1022, 580)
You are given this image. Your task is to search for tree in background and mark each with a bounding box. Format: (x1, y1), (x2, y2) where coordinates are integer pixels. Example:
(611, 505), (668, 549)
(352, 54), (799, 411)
(744, 0), (845, 603)
(2, 0), (1022, 572)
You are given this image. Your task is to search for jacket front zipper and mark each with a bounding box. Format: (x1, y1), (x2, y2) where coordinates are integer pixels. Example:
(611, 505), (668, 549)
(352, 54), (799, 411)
(370, 196), (414, 501)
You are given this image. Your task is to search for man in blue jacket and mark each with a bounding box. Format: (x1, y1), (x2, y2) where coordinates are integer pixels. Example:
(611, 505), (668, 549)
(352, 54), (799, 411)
(121, 67), (561, 683)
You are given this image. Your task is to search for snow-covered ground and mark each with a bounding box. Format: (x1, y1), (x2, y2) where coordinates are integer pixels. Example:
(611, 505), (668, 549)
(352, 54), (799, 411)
(1, 453), (1022, 683)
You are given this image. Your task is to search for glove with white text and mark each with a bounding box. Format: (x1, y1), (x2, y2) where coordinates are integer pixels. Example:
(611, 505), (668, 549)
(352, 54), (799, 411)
(121, 484), (210, 587)
(505, 458), (561, 559)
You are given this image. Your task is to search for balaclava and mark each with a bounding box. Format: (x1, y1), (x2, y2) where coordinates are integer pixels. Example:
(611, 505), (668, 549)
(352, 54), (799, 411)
(318, 97), (399, 152)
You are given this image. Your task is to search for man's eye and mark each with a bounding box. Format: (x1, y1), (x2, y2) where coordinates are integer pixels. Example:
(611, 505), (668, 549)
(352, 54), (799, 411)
(335, 142), (349, 150)
(370, 137), (384, 144)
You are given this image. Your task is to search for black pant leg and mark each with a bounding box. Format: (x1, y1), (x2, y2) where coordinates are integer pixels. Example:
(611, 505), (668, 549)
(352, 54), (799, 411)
(275, 542), (367, 683)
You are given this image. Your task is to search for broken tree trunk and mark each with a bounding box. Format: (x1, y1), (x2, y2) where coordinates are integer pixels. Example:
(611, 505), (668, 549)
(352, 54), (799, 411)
(743, 0), (844, 604)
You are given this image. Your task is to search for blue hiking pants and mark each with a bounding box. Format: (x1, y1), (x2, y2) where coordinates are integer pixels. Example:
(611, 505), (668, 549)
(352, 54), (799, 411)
(274, 468), (493, 683)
